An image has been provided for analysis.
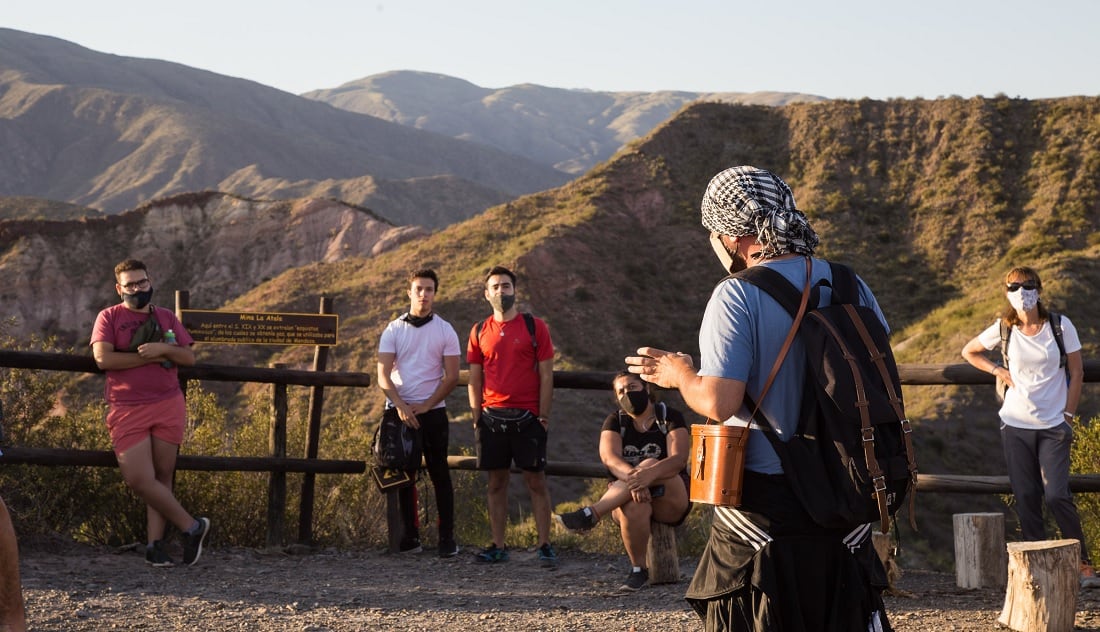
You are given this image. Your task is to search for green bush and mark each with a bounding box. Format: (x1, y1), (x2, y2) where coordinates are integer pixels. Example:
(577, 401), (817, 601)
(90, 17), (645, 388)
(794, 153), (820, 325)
(1071, 415), (1100, 564)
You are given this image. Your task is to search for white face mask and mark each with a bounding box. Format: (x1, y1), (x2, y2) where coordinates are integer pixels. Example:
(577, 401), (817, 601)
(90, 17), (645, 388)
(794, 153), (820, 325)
(1007, 288), (1039, 312)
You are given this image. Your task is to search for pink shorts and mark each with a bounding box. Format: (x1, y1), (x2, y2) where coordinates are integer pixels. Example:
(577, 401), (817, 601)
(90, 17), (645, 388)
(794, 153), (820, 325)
(106, 392), (187, 455)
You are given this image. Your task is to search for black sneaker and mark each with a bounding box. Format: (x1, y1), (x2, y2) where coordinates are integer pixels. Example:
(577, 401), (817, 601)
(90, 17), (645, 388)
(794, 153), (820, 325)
(182, 517), (210, 566)
(399, 538), (423, 554)
(438, 539), (459, 558)
(619, 568), (649, 592)
(555, 507), (598, 532)
(537, 543), (558, 568)
(475, 544), (509, 563)
(145, 540), (174, 567)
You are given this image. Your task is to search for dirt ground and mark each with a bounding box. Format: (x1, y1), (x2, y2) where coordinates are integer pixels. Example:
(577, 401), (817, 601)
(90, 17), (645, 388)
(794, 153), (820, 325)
(17, 539), (1100, 631)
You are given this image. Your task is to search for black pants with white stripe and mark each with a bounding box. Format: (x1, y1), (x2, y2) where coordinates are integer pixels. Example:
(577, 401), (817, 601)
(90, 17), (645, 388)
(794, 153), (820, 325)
(686, 471), (892, 632)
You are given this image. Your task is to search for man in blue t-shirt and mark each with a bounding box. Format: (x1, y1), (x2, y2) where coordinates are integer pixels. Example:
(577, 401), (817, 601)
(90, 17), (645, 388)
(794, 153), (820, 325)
(627, 166), (893, 631)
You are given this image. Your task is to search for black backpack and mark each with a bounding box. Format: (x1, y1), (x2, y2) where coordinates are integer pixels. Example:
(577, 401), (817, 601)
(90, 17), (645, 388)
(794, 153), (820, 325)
(371, 407), (423, 472)
(735, 260), (918, 533)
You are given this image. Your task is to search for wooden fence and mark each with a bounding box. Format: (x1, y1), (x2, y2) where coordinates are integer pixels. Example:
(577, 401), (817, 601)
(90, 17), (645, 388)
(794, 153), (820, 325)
(4, 350), (1100, 546)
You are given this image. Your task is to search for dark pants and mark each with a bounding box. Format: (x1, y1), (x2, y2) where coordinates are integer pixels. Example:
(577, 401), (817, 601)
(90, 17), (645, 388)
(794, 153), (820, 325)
(398, 407), (455, 543)
(1001, 422), (1090, 563)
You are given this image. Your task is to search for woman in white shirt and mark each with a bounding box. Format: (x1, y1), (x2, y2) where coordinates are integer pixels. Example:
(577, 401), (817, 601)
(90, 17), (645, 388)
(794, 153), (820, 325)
(961, 265), (1097, 587)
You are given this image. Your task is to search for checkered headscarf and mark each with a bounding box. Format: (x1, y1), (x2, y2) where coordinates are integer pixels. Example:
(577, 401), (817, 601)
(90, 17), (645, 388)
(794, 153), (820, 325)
(700, 166), (819, 258)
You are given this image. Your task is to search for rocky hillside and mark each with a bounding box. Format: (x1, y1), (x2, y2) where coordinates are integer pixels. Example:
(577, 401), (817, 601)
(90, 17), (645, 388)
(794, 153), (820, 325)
(0, 29), (568, 227)
(304, 70), (826, 174)
(0, 192), (425, 343)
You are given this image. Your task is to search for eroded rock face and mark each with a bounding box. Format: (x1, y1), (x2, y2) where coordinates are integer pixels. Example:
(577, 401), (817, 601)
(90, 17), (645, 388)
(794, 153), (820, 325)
(0, 193), (428, 343)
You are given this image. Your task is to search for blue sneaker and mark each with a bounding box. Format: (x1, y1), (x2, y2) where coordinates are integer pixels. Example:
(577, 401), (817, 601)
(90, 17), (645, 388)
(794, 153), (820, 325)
(475, 544), (509, 563)
(537, 543), (558, 568)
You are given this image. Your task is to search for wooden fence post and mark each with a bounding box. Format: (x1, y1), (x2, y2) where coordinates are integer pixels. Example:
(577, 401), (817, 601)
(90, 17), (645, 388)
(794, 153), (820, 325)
(267, 364), (288, 548)
(298, 297), (334, 545)
(386, 489), (403, 553)
(953, 512), (1007, 588)
(646, 521), (680, 584)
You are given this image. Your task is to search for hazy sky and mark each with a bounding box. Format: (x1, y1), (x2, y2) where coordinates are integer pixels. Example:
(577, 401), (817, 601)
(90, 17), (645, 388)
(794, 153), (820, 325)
(6, 0), (1099, 100)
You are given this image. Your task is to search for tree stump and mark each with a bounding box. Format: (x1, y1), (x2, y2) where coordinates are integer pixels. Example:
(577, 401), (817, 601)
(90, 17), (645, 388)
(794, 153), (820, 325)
(646, 521), (680, 584)
(997, 539), (1079, 632)
(953, 512), (1007, 588)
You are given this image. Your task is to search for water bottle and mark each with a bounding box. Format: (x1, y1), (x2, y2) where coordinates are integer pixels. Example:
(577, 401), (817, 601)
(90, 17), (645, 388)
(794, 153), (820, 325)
(162, 329), (177, 368)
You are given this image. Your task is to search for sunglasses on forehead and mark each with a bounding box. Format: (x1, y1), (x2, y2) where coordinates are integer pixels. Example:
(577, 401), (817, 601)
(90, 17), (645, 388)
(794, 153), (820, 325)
(1006, 282), (1037, 292)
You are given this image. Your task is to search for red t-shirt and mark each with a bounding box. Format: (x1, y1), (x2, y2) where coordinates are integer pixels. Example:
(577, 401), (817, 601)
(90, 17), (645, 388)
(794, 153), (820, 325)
(90, 304), (194, 405)
(466, 314), (554, 414)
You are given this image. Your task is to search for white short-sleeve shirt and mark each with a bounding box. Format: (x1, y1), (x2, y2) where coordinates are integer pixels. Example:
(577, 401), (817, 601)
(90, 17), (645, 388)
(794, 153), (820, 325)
(976, 316), (1081, 429)
(378, 315), (461, 408)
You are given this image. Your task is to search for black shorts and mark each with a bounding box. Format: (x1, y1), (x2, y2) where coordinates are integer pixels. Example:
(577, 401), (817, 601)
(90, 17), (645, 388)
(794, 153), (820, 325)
(475, 407), (547, 472)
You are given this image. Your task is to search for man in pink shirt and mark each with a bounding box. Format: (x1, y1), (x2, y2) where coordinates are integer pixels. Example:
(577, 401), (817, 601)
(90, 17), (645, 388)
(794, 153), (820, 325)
(90, 259), (209, 567)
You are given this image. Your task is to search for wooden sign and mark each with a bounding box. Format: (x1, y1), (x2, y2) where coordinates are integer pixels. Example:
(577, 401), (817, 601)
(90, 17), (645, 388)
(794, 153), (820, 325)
(180, 309), (338, 346)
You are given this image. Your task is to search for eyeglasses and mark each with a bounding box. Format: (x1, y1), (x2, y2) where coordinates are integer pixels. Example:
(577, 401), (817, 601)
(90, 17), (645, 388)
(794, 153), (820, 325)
(120, 278), (151, 292)
(1006, 282), (1037, 292)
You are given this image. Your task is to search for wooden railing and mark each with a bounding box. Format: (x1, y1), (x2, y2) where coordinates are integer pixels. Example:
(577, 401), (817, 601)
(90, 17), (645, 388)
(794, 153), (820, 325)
(0, 349), (371, 546)
(5, 350), (1100, 547)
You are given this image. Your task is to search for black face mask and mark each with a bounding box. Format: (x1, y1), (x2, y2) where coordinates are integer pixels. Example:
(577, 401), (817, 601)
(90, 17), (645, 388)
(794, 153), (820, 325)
(617, 390), (650, 416)
(401, 312), (434, 328)
(122, 288), (154, 310)
(488, 294), (516, 313)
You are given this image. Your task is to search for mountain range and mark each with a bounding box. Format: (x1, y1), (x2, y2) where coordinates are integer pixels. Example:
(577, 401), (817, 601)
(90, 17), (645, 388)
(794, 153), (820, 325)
(303, 70), (824, 175)
(0, 29), (821, 229)
(0, 29), (564, 227)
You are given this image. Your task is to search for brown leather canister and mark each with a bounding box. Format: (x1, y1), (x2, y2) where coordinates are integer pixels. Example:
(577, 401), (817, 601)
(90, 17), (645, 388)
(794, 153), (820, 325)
(689, 423), (749, 507)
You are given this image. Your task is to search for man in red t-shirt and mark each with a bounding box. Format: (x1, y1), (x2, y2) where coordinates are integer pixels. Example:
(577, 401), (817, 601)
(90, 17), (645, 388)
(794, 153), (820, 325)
(90, 259), (210, 567)
(467, 266), (556, 566)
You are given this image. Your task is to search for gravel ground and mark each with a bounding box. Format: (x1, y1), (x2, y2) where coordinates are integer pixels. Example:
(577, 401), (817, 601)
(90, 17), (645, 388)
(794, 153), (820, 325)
(17, 540), (1100, 631)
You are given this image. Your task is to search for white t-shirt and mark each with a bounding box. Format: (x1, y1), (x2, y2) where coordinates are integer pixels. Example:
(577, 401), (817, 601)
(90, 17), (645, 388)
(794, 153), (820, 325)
(378, 314), (461, 408)
(976, 316), (1081, 429)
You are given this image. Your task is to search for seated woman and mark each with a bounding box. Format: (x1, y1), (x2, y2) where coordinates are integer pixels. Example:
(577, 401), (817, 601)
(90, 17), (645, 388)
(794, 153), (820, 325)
(555, 371), (691, 592)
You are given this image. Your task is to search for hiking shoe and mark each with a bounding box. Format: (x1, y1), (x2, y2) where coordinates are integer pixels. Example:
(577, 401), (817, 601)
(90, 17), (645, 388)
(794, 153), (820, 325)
(145, 540), (175, 567)
(619, 568), (649, 592)
(1082, 563), (1100, 589)
(182, 517), (210, 566)
(399, 538), (423, 554)
(475, 544), (509, 563)
(537, 543), (558, 568)
(438, 539), (459, 558)
(555, 507), (598, 532)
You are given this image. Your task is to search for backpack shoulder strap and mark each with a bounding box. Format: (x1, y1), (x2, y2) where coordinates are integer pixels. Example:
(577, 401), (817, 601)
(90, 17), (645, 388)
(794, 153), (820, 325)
(1050, 312), (1067, 368)
(826, 261), (860, 305)
(733, 265), (802, 318)
(655, 401), (669, 434)
(522, 313), (537, 350)
(472, 316), (493, 355)
(999, 318), (1011, 370)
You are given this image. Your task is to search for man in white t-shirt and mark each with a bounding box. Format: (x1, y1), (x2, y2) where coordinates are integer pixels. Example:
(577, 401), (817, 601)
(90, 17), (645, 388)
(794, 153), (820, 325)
(377, 269), (462, 557)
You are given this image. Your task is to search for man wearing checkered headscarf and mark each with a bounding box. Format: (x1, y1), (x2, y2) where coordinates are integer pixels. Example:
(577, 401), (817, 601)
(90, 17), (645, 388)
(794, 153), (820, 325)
(701, 166), (819, 260)
(625, 166), (893, 630)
